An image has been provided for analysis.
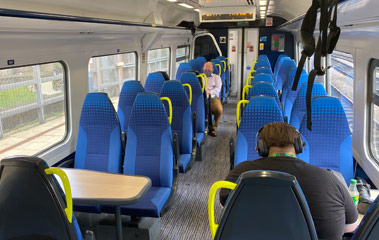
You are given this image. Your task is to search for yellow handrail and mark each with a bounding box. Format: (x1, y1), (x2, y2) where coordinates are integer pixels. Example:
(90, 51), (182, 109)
(160, 97), (173, 124)
(45, 168), (73, 223)
(252, 59), (258, 70)
(198, 74), (207, 93)
(220, 60), (227, 72)
(182, 84), (192, 105)
(246, 76), (254, 86)
(225, 57), (231, 71)
(208, 181), (237, 239)
(215, 64), (222, 76)
(236, 100), (249, 127)
(242, 85), (252, 101)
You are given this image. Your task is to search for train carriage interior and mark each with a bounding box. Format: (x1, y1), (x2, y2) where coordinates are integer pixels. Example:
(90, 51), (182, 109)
(0, 0), (379, 239)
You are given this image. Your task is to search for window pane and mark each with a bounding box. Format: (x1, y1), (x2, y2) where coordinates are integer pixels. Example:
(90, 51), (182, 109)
(147, 48), (170, 75)
(88, 52), (137, 106)
(0, 62), (66, 159)
(371, 104), (379, 161)
(330, 50), (354, 132)
(176, 46), (189, 73)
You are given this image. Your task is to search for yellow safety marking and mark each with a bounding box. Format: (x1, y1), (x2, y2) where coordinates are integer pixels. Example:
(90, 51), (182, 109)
(197, 74), (207, 93)
(237, 100), (249, 127)
(182, 84), (192, 105)
(45, 168), (73, 223)
(160, 97), (173, 124)
(242, 85), (252, 101)
(208, 181), (237, 239)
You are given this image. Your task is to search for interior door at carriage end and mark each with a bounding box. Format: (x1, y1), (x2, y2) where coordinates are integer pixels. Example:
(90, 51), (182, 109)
(228, 29), (242, 97)
(243, 28), (259, 88)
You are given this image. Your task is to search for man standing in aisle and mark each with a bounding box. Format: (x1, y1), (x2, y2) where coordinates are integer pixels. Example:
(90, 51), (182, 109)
(203, 62), (223, 137)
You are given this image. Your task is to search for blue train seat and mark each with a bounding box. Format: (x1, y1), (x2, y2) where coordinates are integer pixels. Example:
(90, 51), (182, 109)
(176, 62), (192, 80)
(276, 59), (297, 91)
(247, 82), (281, 109)
(145, 72), (166, 93)
(253, 67), (273, 76)
(274, 56), (290, 82)
(282, 67), (307, 106)
(0, 157), (84, 240)
(211, 59), (226, 103)
(352, 195), (379, 240)
(254, 59), (271, 69)
(189, 59), (201, 73)
(258, 54), (269, 60)
(252, 73), (274, 84)
(160, 81), (193, 173)
(234, 96), (283, 166)
(290, 83), (327, 129)
(75, 92), (122, 173)
(180, 72), (205, 147)
(282, 74), (309, 122)
(117, 81), (145, 133)
(298, 96), (353, 184)
(120, 93), (174, 217)
(217, 56), (230, 95)
(197, 56), (207, 69)
(208, 171), (317, 240)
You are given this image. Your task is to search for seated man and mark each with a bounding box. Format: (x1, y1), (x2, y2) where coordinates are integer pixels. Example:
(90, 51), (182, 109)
(203, 62), (223, 137)
(220, 122), (358, 239)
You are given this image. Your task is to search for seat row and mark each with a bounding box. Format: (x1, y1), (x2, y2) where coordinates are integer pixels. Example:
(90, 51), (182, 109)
(233, 54), (353, 184)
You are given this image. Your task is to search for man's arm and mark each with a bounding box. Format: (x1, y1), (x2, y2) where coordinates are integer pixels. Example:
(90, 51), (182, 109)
(219, 162), (251, 206)
(210, 75), (222, 97)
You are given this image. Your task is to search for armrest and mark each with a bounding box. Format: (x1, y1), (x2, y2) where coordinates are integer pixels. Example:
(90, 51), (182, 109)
(121, 131), (126, 152)
(208, 96), (213, 130)
(229, 137), (235, 170)
(172, 133), (180, 170)
(192, 111), (197, 140)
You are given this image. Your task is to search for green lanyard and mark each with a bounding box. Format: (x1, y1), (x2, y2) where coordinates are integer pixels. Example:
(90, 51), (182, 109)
(268, 153), (297, 158)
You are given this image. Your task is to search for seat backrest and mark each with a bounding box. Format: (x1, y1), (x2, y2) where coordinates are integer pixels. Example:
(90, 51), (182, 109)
(160, 81), (193, 155)
(117, 81), (145, 132)
(197, 56), (207, 69)
(75, 92), (122, 173)
(352, 195), (379, 240)
(247, 82), (281, 109)
(189, 59), (201, 73)
(298, 96), (353, 183)
(215, 170), (317, 240)
(290, 83), (327, 129)
(254, 67), (273, 76)
(0, 157), (80, 240)
(282, 67), (307, 106)
(217, 56), (230, 93)
(157, 71), (170, 81)
(282, 74), (309, 120)
(124, 93), (173, 188)
(175, 62), (192, 80)
(274, 56), (290, 82)
(180, 72), (205, 135)
(252, 73), (274, 84)
(211, 59), (226, 101)
(235, 96), (283, 166)
(274, 54), (289, 78)
(254, 59), (271, 69)
(276, 58), (297, 90)
(145, 72), (166, 93)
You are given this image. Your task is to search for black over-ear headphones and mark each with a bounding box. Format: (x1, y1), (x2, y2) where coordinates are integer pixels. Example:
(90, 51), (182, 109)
(255, 124), (305, 157)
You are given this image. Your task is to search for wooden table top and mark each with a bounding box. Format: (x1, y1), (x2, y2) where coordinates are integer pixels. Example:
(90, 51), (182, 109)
(57, 168), (151, 205)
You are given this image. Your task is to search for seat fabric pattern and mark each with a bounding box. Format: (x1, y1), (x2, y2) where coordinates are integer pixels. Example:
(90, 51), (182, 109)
(276, 59), (297, 91)
(282, 74), (309, 121)
(282, 67), (307, 107)
(175, 62), (192, 80)
(234, 96), (283, 166)
(160, 81), (193, 173)
(120, 93), (173, 217)
(290, 83), (327, 129)
(274, 55), (289, 80)
(197, 56), (207, 70)
(247, 82), (281, 109)
(75, 92), (122, 174)
(254, 67), (273, 76)
(117, 81), (145, 132)
(251, 74), (274, 84)
(180, 72), (205, 146)
(189, 59), (201, 73)
(298, 97), (353, 184)
(254, 59), (271, 69)
(145, 72), (166, 93)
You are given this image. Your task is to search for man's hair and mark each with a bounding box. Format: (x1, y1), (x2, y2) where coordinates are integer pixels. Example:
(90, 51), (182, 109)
(260, 122), (300, 148)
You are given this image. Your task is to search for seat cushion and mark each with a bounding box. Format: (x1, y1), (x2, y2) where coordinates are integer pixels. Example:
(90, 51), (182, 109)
(179, 153), (192, 173)
(197, 132), (204, 147)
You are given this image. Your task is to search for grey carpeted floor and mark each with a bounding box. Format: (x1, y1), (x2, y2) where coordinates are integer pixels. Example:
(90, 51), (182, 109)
(158, 99), (237, 240)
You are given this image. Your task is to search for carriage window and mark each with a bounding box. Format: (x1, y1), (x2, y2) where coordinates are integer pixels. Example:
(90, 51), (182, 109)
(330, 50), (354, 132)
(147, 48), (170, 75)
(369, 60), (379, 162)
(176, 46), (190, 72)
(88, 52), (137, 106)
(0, 62), (66, 159)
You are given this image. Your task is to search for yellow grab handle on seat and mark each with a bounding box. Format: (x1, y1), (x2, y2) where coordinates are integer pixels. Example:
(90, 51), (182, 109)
(198, 74), (207, 93)
(247, 76), (254, 86)
(252, 59), (258, 70)
(237, 100), (249, 127)
(242, 85), (252, 101)
(221, 60), (227, 72)
(208, 181), (237, 239)
(160, 97), (172, 124)
(225, 58), (231, 71)
(215, 64), (222, 76)
(182, 84), (192, 105)
(45, 168), (73, 223)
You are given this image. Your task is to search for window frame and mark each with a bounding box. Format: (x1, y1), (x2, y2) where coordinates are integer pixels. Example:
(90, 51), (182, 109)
(176, 45), (190, 63)
(0, 60), (69, 156)
(368, 58), (379, 164)
(147, 47), (171, 76)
